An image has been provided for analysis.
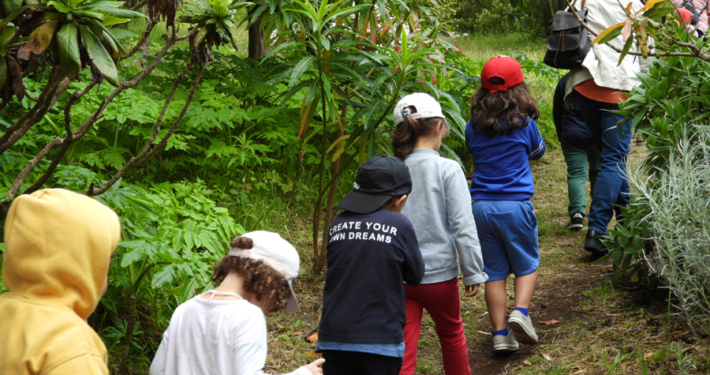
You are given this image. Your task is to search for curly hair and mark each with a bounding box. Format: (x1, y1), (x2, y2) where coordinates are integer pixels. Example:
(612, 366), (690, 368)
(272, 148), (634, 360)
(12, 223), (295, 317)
(211, 237), (292, 313)
(470, 81), (539, 136)
(392, 106), (446, 159)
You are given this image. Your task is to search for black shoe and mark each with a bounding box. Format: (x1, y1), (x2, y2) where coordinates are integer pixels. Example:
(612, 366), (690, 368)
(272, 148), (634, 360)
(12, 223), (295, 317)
(567, 213), (584, 231)
(584, 230), (609, 258)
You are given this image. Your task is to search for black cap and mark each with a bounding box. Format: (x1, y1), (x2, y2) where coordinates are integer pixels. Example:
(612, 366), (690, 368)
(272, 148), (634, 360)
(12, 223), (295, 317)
(337, 156), (412, 214)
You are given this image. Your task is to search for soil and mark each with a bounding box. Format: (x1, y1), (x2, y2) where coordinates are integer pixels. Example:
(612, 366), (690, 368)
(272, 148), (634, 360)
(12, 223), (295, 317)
(467, 255), (611, 374)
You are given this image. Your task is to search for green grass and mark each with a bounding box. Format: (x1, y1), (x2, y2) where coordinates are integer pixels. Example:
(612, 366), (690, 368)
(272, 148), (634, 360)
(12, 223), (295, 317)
(458, 32), (548, 61)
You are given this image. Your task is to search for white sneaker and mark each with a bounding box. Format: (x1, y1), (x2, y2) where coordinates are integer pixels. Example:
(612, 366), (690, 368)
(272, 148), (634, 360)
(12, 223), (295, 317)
(492, 330), (519, 352)
(508, 310), (539, 344)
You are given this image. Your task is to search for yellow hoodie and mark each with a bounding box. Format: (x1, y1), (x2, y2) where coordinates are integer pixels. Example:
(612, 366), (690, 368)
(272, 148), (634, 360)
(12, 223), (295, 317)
(0, 189), (121, 375)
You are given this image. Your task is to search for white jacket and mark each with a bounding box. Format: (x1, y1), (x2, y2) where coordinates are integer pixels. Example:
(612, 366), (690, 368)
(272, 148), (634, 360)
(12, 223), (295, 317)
(565, 0), (648, 96)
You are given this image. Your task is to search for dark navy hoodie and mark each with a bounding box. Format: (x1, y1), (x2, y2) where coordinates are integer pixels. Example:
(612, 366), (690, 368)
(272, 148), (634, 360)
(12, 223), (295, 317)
(319, 208), (424, 344)
(553, 74), (595, 149)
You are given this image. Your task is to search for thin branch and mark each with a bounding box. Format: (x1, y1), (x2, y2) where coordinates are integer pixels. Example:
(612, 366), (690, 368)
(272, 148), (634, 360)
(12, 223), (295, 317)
(121, 17), (158, 61)
(8, 137), (63, 199)
(25, 92), (38, 102)
(140, 66), (201, 161)
(65, 81), (98, 135)
(0, 68), (73, 156)
(87, 64), (204, 196)
(131, 0), (149, 11)
(5, 31), (190, 200)
(10, 81), (100, 198)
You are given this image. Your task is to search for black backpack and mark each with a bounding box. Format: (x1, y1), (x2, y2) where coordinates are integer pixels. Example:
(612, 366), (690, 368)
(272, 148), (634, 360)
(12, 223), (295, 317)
(681, 0), (707, 25)
(682, 0), (700, 24)
(543, 0), (590, 70)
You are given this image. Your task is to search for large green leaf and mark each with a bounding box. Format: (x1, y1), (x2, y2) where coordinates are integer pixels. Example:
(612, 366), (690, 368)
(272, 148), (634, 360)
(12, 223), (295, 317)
(86, 18), (124, 57)
(57, 22), (81, 79)
(47, 1), (73, 12)
(72, 10), (104, 20)
(2, 0), (23, 15)
(289, 55), (316, 88)
(92, 7), (146, 19)
(102, 15), (129, 26)
(0, 26), (13, 46)
(79, 24), (119, 85)
(0, 57), (6, 90)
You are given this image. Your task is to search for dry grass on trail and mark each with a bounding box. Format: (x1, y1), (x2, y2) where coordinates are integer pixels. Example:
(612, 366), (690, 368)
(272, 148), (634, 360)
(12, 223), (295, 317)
(262, 146), (710, 375)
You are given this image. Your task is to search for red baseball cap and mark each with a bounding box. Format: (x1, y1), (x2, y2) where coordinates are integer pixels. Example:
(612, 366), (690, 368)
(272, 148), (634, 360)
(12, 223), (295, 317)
(676, 8), (693, 24)
(481, 56), (524, 94)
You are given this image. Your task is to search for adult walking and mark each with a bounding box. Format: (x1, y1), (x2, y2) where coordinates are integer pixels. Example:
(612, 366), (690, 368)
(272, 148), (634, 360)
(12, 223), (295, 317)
(553, 74), (600, 231)
(673, 0), (708, 37)
(566, 0), (649, 256)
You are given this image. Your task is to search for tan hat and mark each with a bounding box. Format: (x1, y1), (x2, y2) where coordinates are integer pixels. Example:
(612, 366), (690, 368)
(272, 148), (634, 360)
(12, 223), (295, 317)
(228, 231), (301, 312)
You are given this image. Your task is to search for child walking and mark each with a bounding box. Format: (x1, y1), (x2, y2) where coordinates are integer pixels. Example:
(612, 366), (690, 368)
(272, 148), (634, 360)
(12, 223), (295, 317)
(150, 231), (324, 375)
(316, 155), (424, 375)
(391, 93), (488, 375)
(466, 56), (545, 352)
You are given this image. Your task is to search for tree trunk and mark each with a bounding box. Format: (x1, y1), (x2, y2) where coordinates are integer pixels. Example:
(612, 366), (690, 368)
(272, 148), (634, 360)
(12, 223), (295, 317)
(118, 295), (137, 375)
(248, 3), (265, 59)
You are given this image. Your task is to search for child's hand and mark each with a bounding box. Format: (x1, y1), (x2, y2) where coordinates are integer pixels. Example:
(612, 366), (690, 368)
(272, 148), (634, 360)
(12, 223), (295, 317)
(304, 358), (325, 375)
(463, 284), (480, 297)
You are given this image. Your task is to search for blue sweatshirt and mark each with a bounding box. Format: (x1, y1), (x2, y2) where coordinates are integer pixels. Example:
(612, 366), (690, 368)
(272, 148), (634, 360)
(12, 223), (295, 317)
(465, 118), (545, 200)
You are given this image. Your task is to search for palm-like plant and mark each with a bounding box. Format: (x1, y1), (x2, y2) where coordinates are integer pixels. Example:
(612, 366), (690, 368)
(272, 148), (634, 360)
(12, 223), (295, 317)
(10, 0), (146, 85)
(179, 0), (252, 64)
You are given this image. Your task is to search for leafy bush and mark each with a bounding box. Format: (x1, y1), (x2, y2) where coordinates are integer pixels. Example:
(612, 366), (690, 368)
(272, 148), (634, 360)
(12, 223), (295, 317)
(625, 126), (710, 333)
(440, 0), (566, 38)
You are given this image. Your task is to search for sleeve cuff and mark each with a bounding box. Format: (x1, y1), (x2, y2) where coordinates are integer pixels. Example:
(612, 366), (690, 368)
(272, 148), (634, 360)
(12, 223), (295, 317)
(463, 273), (489, 286)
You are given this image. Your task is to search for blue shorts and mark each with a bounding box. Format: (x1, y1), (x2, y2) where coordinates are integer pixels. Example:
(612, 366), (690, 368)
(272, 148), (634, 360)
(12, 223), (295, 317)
(472, 200), (539, 282)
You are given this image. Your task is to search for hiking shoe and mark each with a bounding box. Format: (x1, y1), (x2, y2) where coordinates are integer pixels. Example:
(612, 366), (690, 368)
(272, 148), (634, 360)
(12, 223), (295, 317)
(567, 213), (584, 231)
(508, 310), (538, 345)
(493, 330), (519, 352)
(584, 230), (609, 258)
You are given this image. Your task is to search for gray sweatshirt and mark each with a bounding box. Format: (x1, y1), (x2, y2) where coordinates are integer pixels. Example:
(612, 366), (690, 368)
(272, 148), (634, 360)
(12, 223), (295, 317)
(401, 149), (488, 286)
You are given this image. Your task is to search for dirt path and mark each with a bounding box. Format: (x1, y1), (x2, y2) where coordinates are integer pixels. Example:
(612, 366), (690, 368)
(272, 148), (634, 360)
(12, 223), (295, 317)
(265, 146), (710, 375)
(411, 146), (709, 374)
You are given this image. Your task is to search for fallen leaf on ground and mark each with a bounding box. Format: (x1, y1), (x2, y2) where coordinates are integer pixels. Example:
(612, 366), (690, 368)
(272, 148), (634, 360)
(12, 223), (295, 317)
(682, 347), (700, 355)
(305, 351), (320, 358)
(644, 352), (655, 359)
(541, 353), (552, 361)
(538, 319), (561, 325)
(572, 370), (587, 374)
(306, 333), (318, 343)
(476, 330), (492, 336)
(523, 360), (532, 366)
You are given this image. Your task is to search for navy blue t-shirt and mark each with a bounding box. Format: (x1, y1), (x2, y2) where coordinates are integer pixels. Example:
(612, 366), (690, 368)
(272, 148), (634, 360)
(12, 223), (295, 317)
(319, 208), (424, 344)
(465, 118), (545, 200)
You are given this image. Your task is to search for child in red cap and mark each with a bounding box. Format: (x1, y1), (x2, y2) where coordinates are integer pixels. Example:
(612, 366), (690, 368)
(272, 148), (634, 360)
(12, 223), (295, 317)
(465, 56), (545, 352)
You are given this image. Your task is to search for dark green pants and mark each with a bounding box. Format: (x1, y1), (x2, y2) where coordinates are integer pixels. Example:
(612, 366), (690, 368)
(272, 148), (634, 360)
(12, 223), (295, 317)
(562, 145), (601, 217)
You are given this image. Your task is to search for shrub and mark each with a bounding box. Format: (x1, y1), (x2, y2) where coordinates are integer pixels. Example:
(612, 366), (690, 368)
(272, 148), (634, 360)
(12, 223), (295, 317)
(626, 126), (710, 333)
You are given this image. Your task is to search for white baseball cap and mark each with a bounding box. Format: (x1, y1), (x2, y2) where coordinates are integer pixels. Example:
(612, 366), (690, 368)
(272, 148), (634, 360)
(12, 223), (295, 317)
(393, 93), (446, 125)
(228, 231), (301, 312)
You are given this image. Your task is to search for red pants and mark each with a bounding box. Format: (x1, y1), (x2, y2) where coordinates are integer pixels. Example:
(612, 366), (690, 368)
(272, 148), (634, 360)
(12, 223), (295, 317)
(400, 278), (471, 375)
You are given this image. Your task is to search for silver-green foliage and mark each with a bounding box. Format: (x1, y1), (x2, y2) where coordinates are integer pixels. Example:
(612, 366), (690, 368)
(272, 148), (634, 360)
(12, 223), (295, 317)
(631, 126), (710, 332)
